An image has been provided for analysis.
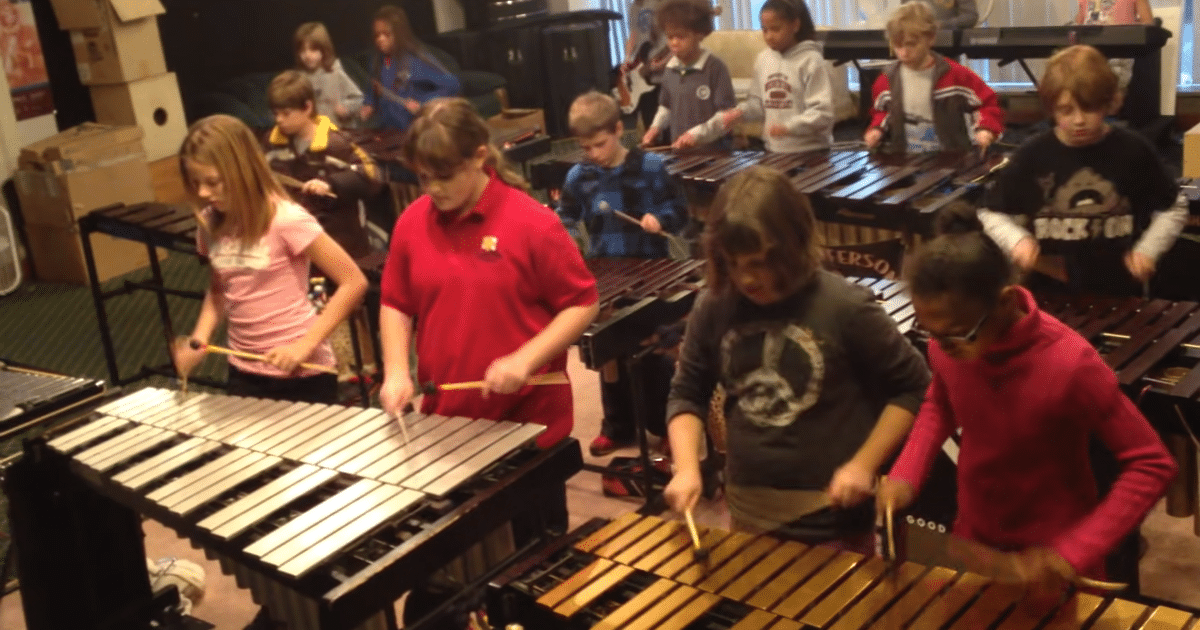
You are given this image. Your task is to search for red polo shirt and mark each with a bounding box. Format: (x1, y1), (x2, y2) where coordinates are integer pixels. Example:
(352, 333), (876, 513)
(380, 171), (598, 447)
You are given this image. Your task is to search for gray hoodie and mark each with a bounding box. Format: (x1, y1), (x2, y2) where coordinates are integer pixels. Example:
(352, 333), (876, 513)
(693, 40), (834, 153)
(303, 59), (364, 129)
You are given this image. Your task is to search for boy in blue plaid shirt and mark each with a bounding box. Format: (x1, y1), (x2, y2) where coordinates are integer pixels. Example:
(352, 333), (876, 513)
(559, 91), (686, 260)
(558, 91), (685, 456)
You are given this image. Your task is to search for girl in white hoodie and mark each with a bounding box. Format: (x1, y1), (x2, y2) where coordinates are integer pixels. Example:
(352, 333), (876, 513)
(681, 0), (834, 153)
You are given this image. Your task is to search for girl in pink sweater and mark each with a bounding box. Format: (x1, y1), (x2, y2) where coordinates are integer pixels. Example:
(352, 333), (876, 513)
(878, 204), (1176, 597)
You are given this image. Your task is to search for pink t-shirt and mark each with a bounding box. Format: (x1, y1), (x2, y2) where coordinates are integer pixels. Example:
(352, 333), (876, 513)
(1079, 0), (1139, 24)
(197, 199), (335, 377)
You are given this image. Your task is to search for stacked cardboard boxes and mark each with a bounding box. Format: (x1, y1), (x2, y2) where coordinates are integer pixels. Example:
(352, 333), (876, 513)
(14, 123), (158, 284)
(47, 0), (186, 161)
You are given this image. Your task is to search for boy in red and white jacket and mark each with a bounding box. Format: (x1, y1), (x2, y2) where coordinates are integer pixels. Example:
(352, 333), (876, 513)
(864, 2), (1003, 154)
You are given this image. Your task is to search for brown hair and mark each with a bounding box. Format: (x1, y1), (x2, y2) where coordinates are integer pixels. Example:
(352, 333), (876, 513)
(374, 4), (420, 56)
(704, 166), (822, 294)
(655, 0), (716, 36)
(179, 115), (287, 247)
(267, 70), (316, 114)
(1040, 45), (1119, 113)
(568, 91), (621, 137)
(761, 0), (816, 43)
(886, 1), (937, 42)
(294, 22), (336, 71)
(905, 201), (1014, 306)
(402, 97), (528, 191)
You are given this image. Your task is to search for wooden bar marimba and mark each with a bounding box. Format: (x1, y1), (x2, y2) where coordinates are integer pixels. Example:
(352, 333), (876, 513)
(580, 258), (706, 370)
(488, 513), (1199, 630)
(8, 387), (583, 630)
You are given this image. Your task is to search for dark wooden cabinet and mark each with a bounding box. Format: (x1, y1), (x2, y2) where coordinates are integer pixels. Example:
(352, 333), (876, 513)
(437, 11), (617, 136)
(489, 27), (546, 110)
(542, 21), (611, 136)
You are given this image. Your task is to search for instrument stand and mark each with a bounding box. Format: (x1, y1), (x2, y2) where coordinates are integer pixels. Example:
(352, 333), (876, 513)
(580, 344), (665, 514)
(79, 203), (375, 406)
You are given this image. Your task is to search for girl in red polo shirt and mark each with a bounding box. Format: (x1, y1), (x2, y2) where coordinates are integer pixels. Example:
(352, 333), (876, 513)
(878, 204), (1175, 598)
(378, 97), (599, 447)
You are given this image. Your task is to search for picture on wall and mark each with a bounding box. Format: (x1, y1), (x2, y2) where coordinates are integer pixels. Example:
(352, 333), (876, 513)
(0, 0), (51, 120)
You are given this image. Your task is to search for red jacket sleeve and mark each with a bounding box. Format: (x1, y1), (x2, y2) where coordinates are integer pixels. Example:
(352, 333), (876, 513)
(1051, 359), (1177, 573)
(954, 64), (1005, 136)
(868, 72), (890, 131)
(888, 362), (955, 492)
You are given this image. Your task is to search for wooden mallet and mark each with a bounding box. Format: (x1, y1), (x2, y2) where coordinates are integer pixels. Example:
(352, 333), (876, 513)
(419, 371), (569, 395)
(684, 508), (709, 563)
(188, 339), (338, 375)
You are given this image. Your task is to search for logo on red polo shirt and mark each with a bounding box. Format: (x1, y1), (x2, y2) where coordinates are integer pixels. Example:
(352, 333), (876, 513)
(481, 235), (498, 252)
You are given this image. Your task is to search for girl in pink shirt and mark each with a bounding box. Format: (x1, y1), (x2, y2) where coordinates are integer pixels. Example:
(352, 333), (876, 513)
(172, 114), (368, 403)
(878, 203), (1175, 600)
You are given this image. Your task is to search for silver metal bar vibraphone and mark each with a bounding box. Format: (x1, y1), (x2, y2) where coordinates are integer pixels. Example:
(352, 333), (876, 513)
(24, 387), (582, 630)
(488, 513), (1199, 630)
(580, 258), (706, 370)
(0, 362), (105, 441)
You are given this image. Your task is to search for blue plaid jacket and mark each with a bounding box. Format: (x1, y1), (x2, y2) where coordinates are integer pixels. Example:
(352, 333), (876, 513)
(557, 148), (685, 259)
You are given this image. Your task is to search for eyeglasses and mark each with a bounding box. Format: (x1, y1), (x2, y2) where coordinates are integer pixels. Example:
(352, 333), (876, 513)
(915, 310), (990, 345)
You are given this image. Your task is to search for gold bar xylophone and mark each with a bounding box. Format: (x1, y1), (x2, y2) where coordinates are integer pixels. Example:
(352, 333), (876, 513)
(579, 257), (706, 369)
(10, 387), (583, 630)
(488, 513), (1199, 630)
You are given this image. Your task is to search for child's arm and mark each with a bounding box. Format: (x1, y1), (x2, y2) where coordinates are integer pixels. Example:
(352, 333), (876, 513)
(556, 167), (587, 228)
(831, 293), (932, 506)
(1129, 193), (1188, 279)
(379, 304), (415, 416)
(864, 72), (891, 147)
(778, 56), (834, 139)
(644, 84), (672, 146)
(1134, 0), (1154, 23)
(265, 233), (368, 372)
(1050, 360), (1177, 575)
(663, 291), (721, 513)
(958, 67), (1005, 140)
(324, 143), (383, 202)
(883, 374), (955, 500)
(174, 276), (226, 377)
(411, 53), (462, 100)
(677, 62), (738, 148)
(645, 158), (686, 234)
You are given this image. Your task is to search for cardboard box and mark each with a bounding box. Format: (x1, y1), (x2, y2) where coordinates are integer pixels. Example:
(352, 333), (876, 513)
(1185, 122), (1200, 179)
(70, 19), (166, 85)
(48, 0), (163, 30)
(14, 122), (153, 229)
(23, 221), (153, 284)
(51, 0), (167, 85)
(90, 72), (187, 161)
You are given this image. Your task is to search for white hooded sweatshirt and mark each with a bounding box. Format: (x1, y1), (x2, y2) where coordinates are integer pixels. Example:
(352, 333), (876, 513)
(693, 39), (835, 153)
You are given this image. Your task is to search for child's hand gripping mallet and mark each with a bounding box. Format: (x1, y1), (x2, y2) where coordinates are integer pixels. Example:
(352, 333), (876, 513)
(188, 339), (338, 374)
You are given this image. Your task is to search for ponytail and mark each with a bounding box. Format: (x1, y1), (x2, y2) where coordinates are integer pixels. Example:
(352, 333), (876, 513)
(485, 145), (529, 192)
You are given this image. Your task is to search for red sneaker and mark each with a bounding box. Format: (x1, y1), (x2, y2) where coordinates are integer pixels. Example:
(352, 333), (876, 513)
(589, 434), (629, 457)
